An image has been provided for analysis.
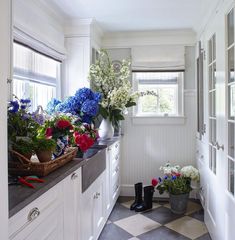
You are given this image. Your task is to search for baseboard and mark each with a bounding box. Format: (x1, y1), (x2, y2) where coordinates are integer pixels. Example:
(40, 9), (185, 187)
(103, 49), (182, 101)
(120, 184), (200, 199)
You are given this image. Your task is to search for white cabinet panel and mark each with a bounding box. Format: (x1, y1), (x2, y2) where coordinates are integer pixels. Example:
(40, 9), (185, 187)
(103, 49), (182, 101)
(63, 169), (82, 240)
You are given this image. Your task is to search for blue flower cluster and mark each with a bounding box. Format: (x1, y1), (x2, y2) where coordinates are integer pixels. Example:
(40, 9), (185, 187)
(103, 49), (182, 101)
(46, 98), (61, 115)
(46, 87), (102, 124)
(8, 98), (31, 113)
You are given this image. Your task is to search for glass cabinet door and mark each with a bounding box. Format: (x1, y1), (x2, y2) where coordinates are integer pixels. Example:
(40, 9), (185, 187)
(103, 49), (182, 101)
(208, 34), (217, 174)
(227, 9), (235, 195)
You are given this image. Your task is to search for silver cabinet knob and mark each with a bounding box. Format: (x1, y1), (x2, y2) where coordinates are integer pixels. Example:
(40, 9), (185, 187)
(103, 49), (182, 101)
(216, 142), (224, 151)
(71, 173), (78, 180)
(28, 207), (40, 221)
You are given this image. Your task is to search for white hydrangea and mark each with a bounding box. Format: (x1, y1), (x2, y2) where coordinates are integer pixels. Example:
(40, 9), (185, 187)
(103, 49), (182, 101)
(180, 166), (200, 182)
(160, 163), (181, 175)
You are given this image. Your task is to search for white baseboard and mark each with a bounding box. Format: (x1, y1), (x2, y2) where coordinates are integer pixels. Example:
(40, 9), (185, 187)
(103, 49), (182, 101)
(120, 184), (200, 199)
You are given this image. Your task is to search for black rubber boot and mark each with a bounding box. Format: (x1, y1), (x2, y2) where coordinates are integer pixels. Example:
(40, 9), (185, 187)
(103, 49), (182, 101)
(130, 182), (144, 210)
(135, 186), (154, 212)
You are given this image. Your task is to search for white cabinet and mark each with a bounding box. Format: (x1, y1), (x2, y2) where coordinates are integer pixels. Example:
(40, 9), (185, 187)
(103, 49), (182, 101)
(80, 171), (106, 240)
(108, 141), (121, 208)
(9, 184), (64, 240)
(9, 140), (121, 240)
(63, 169), (82, 240)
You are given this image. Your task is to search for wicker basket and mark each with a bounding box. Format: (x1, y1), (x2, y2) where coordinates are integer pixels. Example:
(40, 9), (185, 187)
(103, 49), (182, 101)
(9, 147), (78, 177)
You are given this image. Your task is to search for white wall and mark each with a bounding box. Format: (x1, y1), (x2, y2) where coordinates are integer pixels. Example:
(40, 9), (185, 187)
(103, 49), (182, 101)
(0, 0), (10, 239)
(106, 39), (197, 196)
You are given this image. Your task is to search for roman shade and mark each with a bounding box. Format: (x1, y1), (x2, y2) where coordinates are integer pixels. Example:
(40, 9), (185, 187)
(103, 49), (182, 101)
(131, 45), (185, 71)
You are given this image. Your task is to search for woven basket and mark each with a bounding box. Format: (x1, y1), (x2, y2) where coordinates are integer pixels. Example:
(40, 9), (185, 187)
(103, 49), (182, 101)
(9, 147), (78, 177)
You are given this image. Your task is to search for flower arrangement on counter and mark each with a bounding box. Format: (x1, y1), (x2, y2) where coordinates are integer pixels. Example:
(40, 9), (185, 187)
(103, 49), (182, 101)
(8, 89), (100, 163)
(46, 87), (101, 124)
(151, 163), (200, 195)
(88, 49), (138, 127)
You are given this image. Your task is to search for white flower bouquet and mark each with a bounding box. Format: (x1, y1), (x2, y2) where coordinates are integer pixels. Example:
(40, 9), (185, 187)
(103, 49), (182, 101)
(88, 49), (138, 127)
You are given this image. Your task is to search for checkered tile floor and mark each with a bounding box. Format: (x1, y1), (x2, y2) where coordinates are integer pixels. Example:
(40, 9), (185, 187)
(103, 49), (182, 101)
(98, 197), (211, 240)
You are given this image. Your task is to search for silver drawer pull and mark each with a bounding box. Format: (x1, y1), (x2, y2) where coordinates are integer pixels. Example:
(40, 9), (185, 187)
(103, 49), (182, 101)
(28, 207), (40, 221)
(115, 155), (119, 161)
(94, 192), (100, 199)
(115, 143), (119, 148)
(71, 173), (78, 180)
(115, 166), (119, 173)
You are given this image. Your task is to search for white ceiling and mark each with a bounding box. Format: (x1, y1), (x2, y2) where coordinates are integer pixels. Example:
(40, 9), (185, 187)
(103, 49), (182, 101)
(45, 0), (216, 32)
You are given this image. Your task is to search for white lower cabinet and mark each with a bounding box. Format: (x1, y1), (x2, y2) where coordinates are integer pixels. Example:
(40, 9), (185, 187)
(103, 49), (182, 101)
(63, 169), (82, 240)
(80, 171), (106, 240)
(9, 184), (64, 240)
(9, 140), (121, 240)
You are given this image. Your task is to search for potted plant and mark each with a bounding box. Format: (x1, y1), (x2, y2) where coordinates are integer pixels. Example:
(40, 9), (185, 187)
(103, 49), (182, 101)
(34, 138), (56, 162)
(12, 139), (34, 160)
(152, 163), (200, 214)
(88, 49), (138, 139)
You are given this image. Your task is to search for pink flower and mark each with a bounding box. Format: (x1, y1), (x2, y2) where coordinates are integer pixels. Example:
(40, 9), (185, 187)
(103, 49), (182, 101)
(45, 127), (53, 138)
(152, 178), (158, 187)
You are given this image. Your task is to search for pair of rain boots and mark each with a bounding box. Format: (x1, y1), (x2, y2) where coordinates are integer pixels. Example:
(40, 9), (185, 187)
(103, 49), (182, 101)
(130, 182), (154, 212)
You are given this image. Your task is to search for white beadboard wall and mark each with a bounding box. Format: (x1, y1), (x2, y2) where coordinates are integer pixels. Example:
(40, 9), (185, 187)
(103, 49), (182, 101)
(107, 46), (197, 196)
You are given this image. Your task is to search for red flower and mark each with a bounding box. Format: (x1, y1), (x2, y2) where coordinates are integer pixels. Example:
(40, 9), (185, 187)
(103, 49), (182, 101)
(45, 127), (53, 138)
(151, 178), (158, 187)
(74, 133), (95, 152)
(56, 119), (73, 129)
(175, 173), (181, 177)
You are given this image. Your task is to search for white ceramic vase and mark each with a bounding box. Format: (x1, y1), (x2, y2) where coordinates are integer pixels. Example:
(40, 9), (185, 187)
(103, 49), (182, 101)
(98, 119), (114, 140)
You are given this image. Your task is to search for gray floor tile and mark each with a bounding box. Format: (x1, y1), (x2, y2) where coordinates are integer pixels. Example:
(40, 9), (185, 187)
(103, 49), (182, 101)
(118, 196), (134, 203)
(98, 223), (133, 240)
(109, 202), (137, 222)
(189, 209), (204, 222)
(141, 206), (183, 225)
(195, 233), (212, 240)
(138, 226), (190, 240)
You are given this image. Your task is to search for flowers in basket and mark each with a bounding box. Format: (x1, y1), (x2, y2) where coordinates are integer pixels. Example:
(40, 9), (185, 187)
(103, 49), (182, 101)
(88, 49), (138, 127)
(151, 163), (200, 195)
(38, 115), (98, 158)
(46, 87), (101, 124)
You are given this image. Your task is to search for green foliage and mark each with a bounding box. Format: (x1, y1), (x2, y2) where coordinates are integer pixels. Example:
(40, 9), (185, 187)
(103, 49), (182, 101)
(34, 138), (56, 152)
(157, 177), (192, 195)
(12, 139), (34, 155)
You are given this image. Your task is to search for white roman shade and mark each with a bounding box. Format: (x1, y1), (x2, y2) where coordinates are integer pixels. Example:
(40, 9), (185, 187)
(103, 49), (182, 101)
(131, 45), (185, 71)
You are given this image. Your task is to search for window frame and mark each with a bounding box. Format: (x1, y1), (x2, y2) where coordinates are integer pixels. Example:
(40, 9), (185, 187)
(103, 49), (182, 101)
(132, 70), (185, 124)
(11, 41), (62, 110)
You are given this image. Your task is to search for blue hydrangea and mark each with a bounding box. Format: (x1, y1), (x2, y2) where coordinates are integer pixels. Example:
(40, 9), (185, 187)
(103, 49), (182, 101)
(75, 88), (94, 104)
(93, 92), (102, 102)
(47, 98), (61, 114)
(81, 99), (99, 116)
(164, 176), (168, 180)
(81, 114), (92, 124)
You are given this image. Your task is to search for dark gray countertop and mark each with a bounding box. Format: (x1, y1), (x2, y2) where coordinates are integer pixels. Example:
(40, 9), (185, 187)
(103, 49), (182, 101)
(8, 137), (120, 218)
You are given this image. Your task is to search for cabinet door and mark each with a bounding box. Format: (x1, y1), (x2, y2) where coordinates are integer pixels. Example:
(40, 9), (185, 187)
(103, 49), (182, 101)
(63, 169), (82, 240)
(81, 183), (95, 240)
(11, 204), (64, 240)
(93, 173), (106, 240)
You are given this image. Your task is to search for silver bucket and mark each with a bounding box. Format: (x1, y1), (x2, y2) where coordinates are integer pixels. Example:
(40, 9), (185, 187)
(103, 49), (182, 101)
(169, 193), (189, 214)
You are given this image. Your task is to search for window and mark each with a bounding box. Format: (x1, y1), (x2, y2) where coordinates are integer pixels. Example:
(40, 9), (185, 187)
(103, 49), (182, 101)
(133, 71), (184, 117)
(13, 42), (61, 110)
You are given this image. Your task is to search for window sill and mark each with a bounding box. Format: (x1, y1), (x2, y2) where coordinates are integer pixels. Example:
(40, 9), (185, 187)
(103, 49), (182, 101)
(131, 115), (186, 125)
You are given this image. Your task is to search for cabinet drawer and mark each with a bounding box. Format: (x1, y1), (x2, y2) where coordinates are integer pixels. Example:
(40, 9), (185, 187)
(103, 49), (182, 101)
(9, 184), (62, 238)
